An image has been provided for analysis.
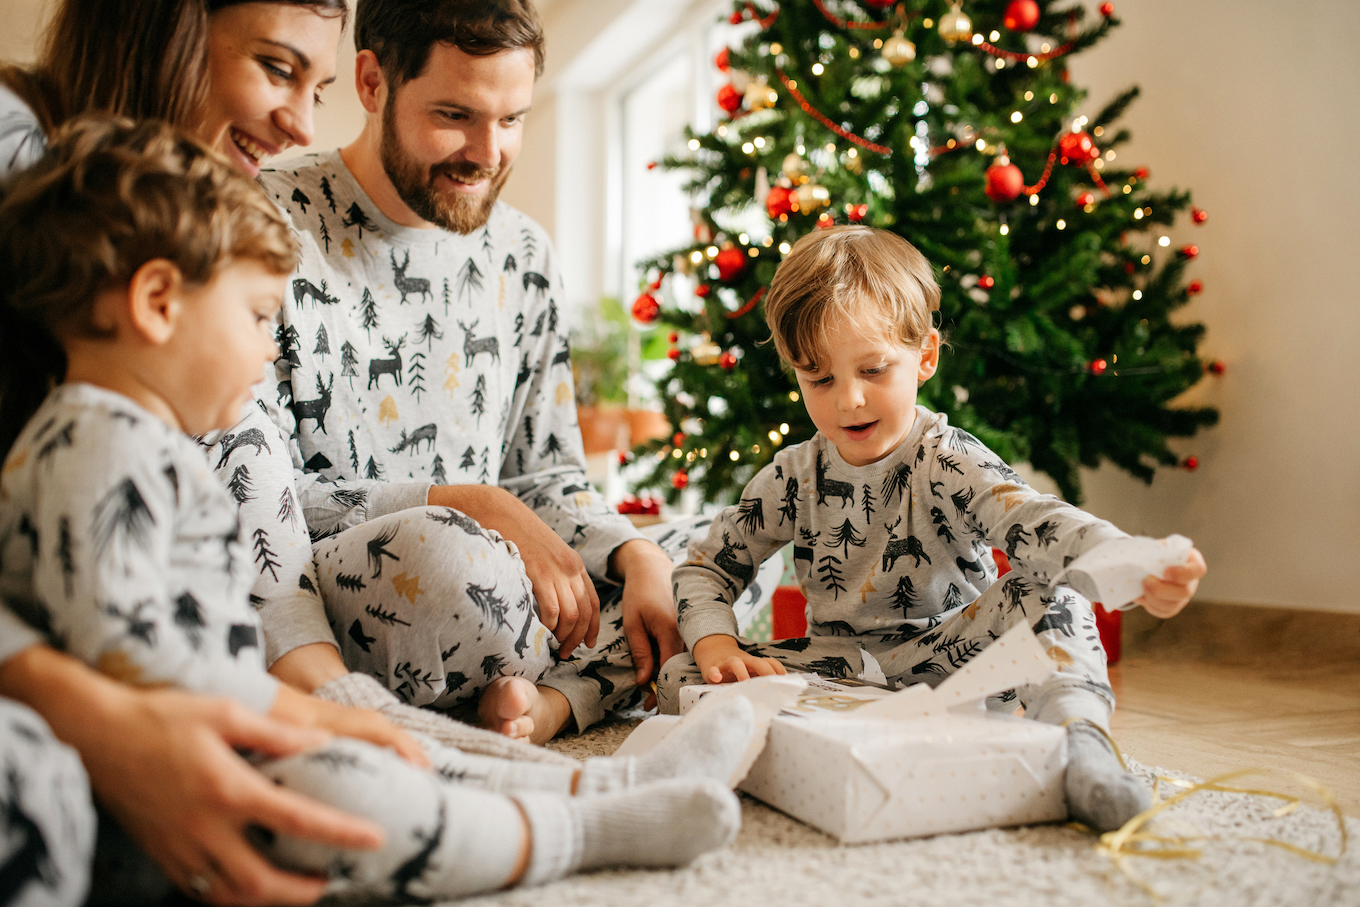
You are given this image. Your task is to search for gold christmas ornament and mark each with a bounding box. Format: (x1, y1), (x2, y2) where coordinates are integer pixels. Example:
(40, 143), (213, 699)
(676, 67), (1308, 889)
(795, 182), (830, 212)
(881, 30), (916, 66)
(939, 4), (972, 42)
(782, 152), (808, 182)
(692, 333), (722, 366)
(744, 79), (777, 111)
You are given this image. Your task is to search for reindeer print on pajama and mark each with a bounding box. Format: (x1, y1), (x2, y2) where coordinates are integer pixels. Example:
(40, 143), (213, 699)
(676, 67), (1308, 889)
(659, 406), (1127, 720)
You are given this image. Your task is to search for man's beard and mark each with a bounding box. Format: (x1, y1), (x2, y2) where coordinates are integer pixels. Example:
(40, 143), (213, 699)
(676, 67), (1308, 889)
(380, 100), (510, 234)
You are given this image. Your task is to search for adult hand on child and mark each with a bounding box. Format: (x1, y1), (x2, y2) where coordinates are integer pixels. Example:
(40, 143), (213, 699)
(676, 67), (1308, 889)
(0, 648), (384, 907)
(271, 684), (431, 768)
(693, 634), (787, 684)
(610, 539), (686, 709)
(429, 484), (600, 657)
(1136, 546), (1207, 618)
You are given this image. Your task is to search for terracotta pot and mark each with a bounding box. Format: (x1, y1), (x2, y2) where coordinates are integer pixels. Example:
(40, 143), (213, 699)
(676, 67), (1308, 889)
(577, 406), (630, 454)
(626, 409), (671, 446)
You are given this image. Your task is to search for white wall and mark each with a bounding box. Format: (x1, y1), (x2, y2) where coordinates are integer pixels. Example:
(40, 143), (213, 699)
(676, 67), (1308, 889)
(4, 0), (1357, 612)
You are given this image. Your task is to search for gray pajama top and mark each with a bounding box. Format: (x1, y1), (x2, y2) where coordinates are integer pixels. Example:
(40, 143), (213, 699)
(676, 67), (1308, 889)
(675, 406), (1129, 650)
(0, 385), (279, 712)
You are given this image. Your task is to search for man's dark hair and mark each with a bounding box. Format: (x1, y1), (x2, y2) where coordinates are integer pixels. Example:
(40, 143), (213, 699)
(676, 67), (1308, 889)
(355, 0), (544, 87)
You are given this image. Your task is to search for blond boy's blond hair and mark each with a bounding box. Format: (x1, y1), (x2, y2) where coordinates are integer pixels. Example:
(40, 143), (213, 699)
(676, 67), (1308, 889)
(763, 225), (940, 370)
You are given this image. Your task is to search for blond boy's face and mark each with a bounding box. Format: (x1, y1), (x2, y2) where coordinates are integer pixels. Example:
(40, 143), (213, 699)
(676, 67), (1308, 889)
(163, 260), (284, 435)
(793, 324), (940, 467)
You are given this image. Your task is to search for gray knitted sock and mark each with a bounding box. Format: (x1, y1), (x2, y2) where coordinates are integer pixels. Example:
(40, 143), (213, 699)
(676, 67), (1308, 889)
(1064, 722), (1151, 832)
(576, 695), (755, 794)
(515, 779), (740, 886)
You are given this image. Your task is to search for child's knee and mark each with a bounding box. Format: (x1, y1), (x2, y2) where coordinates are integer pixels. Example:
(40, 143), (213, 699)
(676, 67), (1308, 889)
(656, 652), (702, 715)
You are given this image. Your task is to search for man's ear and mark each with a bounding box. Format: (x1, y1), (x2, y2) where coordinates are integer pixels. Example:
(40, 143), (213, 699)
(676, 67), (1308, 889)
(917, 329), (941, 383)
(355, 49), (387, 115)
(125, 259), (185, 345)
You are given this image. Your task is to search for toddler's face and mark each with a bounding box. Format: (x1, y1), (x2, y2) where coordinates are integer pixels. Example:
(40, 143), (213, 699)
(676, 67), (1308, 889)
(165, 260), (285, 435)
(793, 326), (939, 467)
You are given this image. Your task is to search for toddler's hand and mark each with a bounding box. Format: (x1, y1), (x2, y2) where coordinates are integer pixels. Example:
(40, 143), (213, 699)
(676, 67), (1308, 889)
(1136, 546), (1206, 618)
(692, 634), (787, 684)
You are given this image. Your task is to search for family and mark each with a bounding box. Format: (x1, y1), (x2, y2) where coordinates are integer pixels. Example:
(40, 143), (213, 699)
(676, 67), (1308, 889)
(0, 1), (1206, 905)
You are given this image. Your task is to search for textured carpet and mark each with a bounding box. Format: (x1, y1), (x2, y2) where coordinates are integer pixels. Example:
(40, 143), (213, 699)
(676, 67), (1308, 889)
(442, 718), (1359, 907)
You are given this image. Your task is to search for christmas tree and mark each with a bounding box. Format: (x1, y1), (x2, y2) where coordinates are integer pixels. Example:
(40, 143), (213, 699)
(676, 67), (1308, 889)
(632, 0), (1217, 504)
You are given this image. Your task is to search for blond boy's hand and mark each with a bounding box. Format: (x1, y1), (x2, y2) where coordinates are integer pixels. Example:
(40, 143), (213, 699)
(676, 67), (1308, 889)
(692, 634), (786, 684)
(1135, 546), (1207, 619)
(271, 684), (431, 768)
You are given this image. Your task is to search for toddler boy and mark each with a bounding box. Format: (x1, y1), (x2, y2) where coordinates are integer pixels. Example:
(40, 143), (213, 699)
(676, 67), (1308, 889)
(658, 225), (1205, 833)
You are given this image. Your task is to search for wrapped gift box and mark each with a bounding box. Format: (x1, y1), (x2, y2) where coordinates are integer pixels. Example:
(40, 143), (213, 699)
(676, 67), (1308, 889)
(624, 623), (1068, 844)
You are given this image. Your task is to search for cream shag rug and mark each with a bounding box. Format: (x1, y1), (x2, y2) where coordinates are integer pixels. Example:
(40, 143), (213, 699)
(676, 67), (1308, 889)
(433, 718), (1359, 907)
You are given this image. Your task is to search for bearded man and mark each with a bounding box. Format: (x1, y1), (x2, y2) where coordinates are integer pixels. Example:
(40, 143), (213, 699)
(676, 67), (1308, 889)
(225, 0), (691, 744)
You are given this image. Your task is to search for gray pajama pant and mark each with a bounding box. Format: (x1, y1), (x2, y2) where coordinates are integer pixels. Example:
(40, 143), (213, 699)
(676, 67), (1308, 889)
(317, 509), (783, 733)
(658, 573), (1114, 727)
(0, 700), (94, 907)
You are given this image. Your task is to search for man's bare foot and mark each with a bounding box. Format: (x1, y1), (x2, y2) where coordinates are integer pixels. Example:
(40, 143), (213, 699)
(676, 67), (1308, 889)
(478, 678), (573, 744)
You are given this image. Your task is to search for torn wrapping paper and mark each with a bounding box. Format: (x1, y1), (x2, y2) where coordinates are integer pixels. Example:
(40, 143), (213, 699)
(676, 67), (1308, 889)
(620, 623), (1069, 843)
(1053, 533), (1194, 610)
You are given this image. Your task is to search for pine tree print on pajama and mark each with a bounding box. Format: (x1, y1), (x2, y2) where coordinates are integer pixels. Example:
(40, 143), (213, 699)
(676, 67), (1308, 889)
(659, 406), (1124, 725)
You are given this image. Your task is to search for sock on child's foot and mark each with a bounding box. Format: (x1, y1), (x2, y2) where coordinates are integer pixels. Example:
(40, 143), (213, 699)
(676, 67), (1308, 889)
(515, 779), (741, 886)
(575, 695), (756, 794)
(1064, 723), (1150, 832)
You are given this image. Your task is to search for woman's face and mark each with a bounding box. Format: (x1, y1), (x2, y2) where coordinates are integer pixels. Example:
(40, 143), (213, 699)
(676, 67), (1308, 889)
(199, 3), (343, 176)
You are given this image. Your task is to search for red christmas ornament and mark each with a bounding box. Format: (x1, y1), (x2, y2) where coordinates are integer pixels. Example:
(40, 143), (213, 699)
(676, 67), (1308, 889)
(978, 275), (995, 289)
(1181, 456), (1199, 471)
(1133, 167), (1149, 180)
(1179, 244), (1199, 259)
(1076, 191), (1096, 208)
(672, 470), (690, 490)
(1186, 280), (1204, 295)
(617, 451), (631, 467)
(765, 185), (794, 219)
(646, 161), (657, 170)
(1206, 360), (1226, 375)
(1191, 206), (1209, 224)
(717, 83), (742, 114)
(719, 351), (738, 370)
(1058, 131), (1100, 165)
(714, 246), (748, 282)
(1003, 0), (1040, 32)
(729, 10), (743, 24)
(668, 331), (679, 343)
(672, 432), (686, 446)
(714, 47), (730, 72)
(631, 292), (660, 323)
(985, 162), (1025, 202)
(816, 212), (835, 229)
(667, 348), (681, 361)
(846, 203), (868, 222)
(1100, 2), (1115, 16)
(1088, 358), (1109, 375)
(695, 284), (711, 298)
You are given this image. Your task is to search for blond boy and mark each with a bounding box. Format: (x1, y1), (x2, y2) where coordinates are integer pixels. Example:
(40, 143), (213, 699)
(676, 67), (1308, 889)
(659, 225), (1206, 832)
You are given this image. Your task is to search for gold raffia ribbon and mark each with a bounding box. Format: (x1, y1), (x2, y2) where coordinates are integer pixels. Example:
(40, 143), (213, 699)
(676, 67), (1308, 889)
(1061, 719), (1348, 899)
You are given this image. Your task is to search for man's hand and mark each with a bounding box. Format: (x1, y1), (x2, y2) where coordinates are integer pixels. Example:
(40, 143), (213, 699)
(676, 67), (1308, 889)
(610, 540), (685, 706)
(270, 684), (430, 768)
(692, 633), (786, 684)
(428, 485), (599, 657)
(1136, 546), (1207, 619)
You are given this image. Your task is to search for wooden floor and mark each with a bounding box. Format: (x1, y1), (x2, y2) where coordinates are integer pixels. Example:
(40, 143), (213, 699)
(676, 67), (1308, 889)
(1108, 602), (1360, 817)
